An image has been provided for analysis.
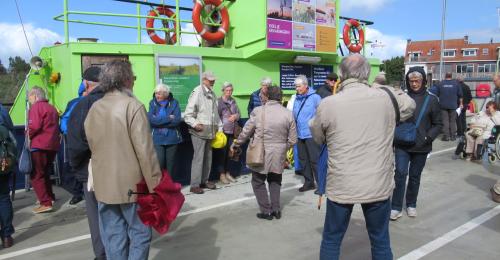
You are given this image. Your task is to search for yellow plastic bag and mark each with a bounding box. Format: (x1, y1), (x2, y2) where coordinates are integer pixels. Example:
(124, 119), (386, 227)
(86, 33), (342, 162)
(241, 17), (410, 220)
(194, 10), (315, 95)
(211, 131), (227, 149)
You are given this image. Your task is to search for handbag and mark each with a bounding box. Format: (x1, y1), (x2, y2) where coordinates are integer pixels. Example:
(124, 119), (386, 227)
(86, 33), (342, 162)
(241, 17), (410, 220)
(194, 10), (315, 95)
(18, 138), (32, 175)
(246, 107), (265, 167)
(469, 127), (484, 138)
(381, 87), (430, 146)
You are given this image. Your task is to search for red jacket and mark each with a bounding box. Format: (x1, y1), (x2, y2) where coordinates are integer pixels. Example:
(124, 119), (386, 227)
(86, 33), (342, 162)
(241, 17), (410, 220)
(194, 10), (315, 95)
(29, 100), (61, 151)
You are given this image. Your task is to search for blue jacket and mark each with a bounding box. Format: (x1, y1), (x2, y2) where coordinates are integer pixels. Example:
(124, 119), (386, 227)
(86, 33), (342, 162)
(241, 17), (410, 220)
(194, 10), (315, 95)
(247, 89), (262, 116)
(435, 79), (463, 110)
(60, 97), (82, 135)
(0, 105), (13, 131)
(147, 93), (182, 145)
(293, 88), (321, 139)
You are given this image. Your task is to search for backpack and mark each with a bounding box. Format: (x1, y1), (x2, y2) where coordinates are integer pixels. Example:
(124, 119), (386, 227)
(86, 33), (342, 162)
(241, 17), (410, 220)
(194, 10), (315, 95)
(0, 125), (17, 175)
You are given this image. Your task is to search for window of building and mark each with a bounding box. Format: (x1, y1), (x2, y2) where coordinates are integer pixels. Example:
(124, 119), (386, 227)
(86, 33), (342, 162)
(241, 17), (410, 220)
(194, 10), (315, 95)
(462, 49), (477, 56)
(456, 64), (474, 73)
(482, 48), (489, 55)
(409, 52), (420, 62)
(427, 49), (434, 56)
(443, 49), (455, 57)
(478, 64), (496, 73)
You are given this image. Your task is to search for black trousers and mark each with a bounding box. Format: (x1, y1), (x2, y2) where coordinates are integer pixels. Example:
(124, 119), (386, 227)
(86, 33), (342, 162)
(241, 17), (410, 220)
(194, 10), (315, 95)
(297, 138), (321, 187)
(456, 108), (467, 137)
(251, 172), (282, 214)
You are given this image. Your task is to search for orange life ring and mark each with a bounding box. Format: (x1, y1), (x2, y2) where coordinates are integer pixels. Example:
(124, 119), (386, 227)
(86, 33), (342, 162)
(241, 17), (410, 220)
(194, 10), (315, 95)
(192, 0), (230, 43)
(145, 6), (177, 44)
(342, 19), (364, 53)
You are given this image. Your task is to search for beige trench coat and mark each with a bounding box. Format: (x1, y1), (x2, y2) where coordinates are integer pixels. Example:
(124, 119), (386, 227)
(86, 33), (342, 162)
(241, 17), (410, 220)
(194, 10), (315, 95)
(235, 101), (297, 174)
(85, 90), (161, 204)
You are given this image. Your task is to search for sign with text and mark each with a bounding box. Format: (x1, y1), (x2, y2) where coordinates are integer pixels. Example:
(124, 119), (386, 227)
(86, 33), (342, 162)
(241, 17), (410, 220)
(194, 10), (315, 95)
(267, 0), (336, 53)
(156, 55), (202, 110)
(280, 63), (333, 90)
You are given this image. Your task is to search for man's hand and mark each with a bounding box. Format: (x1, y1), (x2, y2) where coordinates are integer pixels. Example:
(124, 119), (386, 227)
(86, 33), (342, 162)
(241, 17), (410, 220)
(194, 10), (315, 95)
(194, 124), (204, 132)
(169, 115), (175, 119)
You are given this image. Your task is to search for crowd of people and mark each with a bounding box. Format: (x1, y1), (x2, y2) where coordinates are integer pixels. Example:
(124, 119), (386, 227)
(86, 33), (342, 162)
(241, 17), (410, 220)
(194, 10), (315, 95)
(0, 55), (499, 259)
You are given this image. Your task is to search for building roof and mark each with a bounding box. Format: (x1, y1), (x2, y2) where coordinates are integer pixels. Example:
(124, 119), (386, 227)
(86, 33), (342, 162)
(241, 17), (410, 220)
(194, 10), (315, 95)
(405, 37), (500, 63)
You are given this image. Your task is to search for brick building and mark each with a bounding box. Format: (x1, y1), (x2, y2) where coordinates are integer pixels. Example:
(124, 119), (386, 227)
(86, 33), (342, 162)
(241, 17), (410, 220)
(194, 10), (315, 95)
(405, 36), (500, 96)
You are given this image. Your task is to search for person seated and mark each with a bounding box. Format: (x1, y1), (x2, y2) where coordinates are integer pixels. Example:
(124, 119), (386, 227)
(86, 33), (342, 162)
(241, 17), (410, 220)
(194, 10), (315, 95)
(465, 101), (500, 160)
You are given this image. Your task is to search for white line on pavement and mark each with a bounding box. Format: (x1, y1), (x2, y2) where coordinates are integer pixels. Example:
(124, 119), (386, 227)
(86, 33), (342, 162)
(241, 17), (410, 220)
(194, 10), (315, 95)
(398, 205), (500, 260)
(0, 234), (91, 260)
(428, 147), (456, 158)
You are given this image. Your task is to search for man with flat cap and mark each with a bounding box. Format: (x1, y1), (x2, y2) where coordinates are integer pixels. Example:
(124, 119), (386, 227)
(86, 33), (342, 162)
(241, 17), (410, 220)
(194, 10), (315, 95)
(184, 71), (223, 194)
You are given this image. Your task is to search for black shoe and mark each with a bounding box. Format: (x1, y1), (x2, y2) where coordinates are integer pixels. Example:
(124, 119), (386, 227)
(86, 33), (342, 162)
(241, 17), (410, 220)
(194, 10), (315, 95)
(200, 182), (217, 190)
(450, 136), (456, 141)
(2, 236), (13, 248)
(441, 136), (449, 141)
(69, 196), (83, 205)
(299, 185), (315, 192)
(256, 213), (273, 220)
(271, 211), (281, 219)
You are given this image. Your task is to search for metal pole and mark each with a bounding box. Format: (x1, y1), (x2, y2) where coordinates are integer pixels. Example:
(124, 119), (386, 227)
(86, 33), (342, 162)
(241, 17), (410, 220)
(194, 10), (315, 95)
(175, 0), (180, 46)
(137, 3), (141, 43)
(438, 0), (447, 80)
(64, 0), (69, 43)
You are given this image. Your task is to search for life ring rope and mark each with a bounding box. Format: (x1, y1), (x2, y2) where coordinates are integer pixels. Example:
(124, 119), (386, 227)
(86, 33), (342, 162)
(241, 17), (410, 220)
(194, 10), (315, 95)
(342, 19), (365, 53)
(192, 0), (230, 43)
(145, 6), (177, 45)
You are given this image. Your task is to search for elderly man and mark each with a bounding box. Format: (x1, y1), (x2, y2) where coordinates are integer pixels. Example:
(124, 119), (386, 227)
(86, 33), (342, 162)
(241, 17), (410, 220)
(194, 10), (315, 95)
(491, 73), (500, 203)
(310, 54), (415, 260)
(28, 86), (60, 214)
(184, 71), (223, 194)
(435, 72), (463, 141)
(316, 72), (338, 99)
(67, 66), (106, 260)
(247, 77), (272, 116)
(85, 60), (161, 259)
(293, 75), (322, 192)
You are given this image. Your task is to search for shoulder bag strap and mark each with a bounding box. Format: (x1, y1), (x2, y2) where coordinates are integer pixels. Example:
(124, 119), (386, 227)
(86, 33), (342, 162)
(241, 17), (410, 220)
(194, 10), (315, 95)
(294, 95), (311, 122)
(415, 95), (430, 127)
(261, 106), (265, 143)
(380, 87), (400, 124)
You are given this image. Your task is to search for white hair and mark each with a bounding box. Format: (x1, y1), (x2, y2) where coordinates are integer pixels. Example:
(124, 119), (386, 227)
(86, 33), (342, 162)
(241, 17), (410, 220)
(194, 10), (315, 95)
(408, 71), (423, 79)
(294, 75), (308, 86)
(154, 83), (170, 96)
(29, 86), (46, 100)
(260, 77), (272, 87)
(221, 81), (233, 91)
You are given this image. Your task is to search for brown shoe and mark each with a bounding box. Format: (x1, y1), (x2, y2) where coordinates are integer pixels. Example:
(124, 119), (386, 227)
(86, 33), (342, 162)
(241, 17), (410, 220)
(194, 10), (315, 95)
(200, 182), (217, 190)
(491, 188), (500, 203)
(33, 205), (53, 214)
(190, 187), (204, 194)
(2, 236), (13, 248)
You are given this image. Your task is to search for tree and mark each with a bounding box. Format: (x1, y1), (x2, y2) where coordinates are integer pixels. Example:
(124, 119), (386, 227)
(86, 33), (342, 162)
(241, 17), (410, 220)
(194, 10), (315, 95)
(8, 56), (30, 76)
(0, 60), (6, 75)
(380, 56), (405, 85)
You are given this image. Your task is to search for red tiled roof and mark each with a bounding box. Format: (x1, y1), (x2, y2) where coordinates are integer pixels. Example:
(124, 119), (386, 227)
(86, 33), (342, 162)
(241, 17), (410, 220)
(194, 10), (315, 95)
(405, 38), (500, 63)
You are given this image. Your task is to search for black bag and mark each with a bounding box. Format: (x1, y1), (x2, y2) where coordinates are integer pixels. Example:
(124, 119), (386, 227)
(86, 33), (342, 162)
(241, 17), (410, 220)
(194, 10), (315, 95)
(0, 125), (17, 175)
(381, 87), (429, 146)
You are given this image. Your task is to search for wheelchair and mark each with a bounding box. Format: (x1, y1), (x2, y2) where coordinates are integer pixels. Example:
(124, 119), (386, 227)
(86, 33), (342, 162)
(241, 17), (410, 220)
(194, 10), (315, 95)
(454, 125), (500, 163)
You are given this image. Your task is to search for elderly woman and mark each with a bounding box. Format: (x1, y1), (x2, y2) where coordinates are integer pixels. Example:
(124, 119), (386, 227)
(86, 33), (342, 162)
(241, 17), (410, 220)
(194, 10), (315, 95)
(465, 101), (500, 160)
(147, 84), (182, 175)
(215, 82), (240, 184)
(231, 85), (297, 220)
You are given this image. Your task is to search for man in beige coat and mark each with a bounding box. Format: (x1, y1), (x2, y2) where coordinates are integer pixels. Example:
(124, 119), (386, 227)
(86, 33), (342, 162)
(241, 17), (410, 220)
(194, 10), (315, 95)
(310, 54), (415, 260)
(85, 60), (161, 260)
(184, 71), (223, 194)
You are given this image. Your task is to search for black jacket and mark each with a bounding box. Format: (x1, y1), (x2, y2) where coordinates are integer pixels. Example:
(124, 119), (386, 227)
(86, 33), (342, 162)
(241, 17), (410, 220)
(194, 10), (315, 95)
(460, 82), (472, 108)
(316, 84), (333, 99)
(398, 90), (443, 153)
(66, 86), (105, 182)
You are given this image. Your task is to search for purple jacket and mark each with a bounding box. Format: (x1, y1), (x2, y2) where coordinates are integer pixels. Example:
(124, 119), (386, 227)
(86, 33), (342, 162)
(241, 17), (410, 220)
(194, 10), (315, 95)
(217, 97), (240, 134)
(29, 100), (61, 151)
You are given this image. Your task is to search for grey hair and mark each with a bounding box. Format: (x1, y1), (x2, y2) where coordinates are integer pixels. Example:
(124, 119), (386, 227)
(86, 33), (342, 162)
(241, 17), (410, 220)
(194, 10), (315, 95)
(99, 60), (134, 93)
(221, 81), (233, 91)
(267, 85), (282, 102)
(374, 72), (386, 85)
(260, 77), (272, 87)
(154, 83), (170, 98)
(294, 75), (308, 86)
(338, 54), (371, 81)
(29, 86), (46, 100)
(408, 71), (423, 80)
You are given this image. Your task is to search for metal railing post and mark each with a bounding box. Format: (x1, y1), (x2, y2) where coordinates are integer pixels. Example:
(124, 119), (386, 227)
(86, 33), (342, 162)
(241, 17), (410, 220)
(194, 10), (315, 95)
(176, 0), (180, 46)
(64, 0), (69, 43)
(137, 3), (141, 43)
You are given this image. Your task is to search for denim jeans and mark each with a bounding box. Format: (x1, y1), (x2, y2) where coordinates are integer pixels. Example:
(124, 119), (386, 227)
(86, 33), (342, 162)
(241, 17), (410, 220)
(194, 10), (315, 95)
(392, 148), (428, 211)
(0, 178), (14, 239)
(320, 199), (392, 260)
(98, 202), (152, 260)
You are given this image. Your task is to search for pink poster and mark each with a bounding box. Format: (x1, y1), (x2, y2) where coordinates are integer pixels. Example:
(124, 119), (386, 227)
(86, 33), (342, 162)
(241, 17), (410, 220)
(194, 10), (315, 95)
(267, 19), (293, 49)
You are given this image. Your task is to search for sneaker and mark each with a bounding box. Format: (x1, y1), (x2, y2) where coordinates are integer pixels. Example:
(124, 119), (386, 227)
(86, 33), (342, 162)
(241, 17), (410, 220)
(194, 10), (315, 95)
(407, 207), (417, 217)
(33, 205), (53, 214)
(390, 210), (402, 220)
